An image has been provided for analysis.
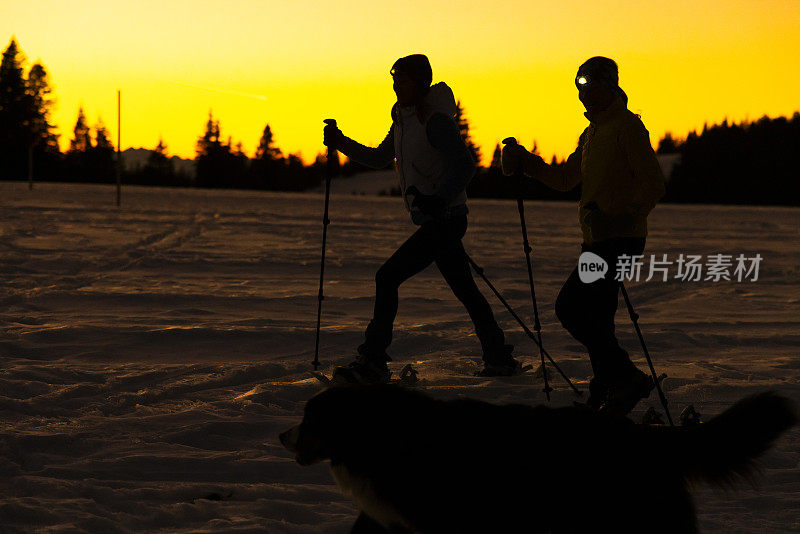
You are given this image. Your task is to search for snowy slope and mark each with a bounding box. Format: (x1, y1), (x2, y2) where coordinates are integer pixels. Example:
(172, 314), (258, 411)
(0, 181), (797, 533)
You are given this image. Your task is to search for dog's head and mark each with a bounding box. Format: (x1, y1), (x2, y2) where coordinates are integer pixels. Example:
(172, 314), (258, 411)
(280, 384), (431, 465)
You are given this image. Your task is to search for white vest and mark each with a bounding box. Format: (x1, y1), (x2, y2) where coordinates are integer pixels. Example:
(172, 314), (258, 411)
(392, 83), (470, 221)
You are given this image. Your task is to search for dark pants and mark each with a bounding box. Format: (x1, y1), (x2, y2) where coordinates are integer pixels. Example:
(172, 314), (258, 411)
(363, 214), (504, 359)
(555, 238), (646, 383)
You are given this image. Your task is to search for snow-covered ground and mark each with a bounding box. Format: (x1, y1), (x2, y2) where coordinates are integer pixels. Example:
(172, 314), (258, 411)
(0, 181), (797, 533)
(309, 169), (397, 196)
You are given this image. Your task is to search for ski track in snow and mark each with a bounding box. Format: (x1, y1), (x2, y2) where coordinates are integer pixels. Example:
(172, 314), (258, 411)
(0, 182), (798, 533)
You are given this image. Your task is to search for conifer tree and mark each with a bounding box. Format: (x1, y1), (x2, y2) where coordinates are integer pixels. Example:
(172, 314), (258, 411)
(230, 140), (250, 188)
(25, 61), (60, 181)
(656, 132), (681, 154)
(152, 137), (169, 160)
(69, 108), (92, 152)
(94, 119), (113, 150)
(26, 62), (57, 149)
(142, 137), (174, 185)
(454, 100), (481, 166)
(196, 111), (239, 188)
(0, 38), (33, 179)
(489, 143), (502, 169)
(87, 119), (115, 182)
(255, 124), (282, 161)
(0, 39), (63, 181)
(251, 123), (286, 189)
(63, 107), (93, 181)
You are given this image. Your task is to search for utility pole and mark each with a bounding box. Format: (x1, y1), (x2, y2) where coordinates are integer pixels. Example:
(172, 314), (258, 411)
(27, 142), (33, 190)
(116, 89), (122, 207)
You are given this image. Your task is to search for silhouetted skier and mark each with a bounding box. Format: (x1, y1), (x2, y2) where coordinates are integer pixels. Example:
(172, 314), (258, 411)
(324, 54), (518, 383)
(502, 57), (666, 414)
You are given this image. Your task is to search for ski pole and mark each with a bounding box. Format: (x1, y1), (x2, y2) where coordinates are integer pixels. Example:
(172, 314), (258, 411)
(503, 137), (551, 400)
(619, 283), (674, 425)
(313, 119), (339, 371)
(465, 251), (582, 396)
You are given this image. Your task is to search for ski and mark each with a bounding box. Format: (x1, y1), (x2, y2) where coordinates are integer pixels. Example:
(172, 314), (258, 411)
(309, 371), (332, 385)
(473, 363), (533, 377)
(643, 404), (702, 426)
(309, 364), (421, 387)
(573, 373), (668, 414)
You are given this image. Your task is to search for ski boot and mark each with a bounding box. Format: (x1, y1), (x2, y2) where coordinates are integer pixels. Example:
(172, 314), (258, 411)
(598, 367), (655, 417)
(586, 377), (610, 410)
(477, 344), (523, 377)
(332, 345), (391, 385)
(679, 405), (701, 426)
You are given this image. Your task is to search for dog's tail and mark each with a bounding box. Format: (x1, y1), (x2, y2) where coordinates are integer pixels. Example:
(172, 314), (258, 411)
(662, 391), (797, 485)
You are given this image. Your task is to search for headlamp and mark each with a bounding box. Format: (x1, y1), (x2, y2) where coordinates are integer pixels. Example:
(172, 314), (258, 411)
(575, 75), (590, 88)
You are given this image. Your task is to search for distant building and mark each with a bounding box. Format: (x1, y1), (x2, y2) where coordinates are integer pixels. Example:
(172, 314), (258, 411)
(121, 148), (196, 178)
(657, 154), (681, 182)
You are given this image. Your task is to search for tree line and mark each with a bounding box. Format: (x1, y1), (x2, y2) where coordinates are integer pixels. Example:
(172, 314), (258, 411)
(0, 37), (325, 191)
(658, 114), (800, 206)
(2, 37), (797, 205)
(193, 113), (324, 190)
(462, 108), (800, 205)
(0, 38), (60, 181)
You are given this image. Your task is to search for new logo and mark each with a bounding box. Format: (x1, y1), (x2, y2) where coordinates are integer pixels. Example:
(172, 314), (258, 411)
(578, 252), (608, 283)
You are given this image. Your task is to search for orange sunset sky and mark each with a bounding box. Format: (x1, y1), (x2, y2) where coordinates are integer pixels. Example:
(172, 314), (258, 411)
(3, 0), (799, 164)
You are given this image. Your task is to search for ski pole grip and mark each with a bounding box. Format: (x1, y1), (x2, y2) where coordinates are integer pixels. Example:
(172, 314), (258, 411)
(502, 137), (524, 177)
(323, 119), (340, 172)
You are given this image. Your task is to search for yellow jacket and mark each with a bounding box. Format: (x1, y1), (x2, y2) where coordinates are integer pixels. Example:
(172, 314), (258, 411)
(525, 96), (665, 245)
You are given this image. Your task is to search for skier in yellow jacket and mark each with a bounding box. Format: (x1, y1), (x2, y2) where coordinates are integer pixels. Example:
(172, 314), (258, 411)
(502, 56), (665, 414)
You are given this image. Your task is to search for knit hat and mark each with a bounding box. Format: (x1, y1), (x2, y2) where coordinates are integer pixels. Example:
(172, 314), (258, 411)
(391, 54), (433, 95)
(577, 56), (628, 104)
(577, 56), (618, 87)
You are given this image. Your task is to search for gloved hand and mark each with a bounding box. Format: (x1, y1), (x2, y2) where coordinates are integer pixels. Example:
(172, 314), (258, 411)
(323, 121), (344, 149)
(406, 186), (446, 216)
(501, 143), (530, 176)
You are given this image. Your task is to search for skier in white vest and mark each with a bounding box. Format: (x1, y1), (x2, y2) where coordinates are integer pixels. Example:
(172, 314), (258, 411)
(323, 54), (517, 383)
